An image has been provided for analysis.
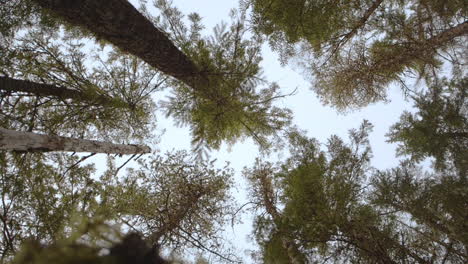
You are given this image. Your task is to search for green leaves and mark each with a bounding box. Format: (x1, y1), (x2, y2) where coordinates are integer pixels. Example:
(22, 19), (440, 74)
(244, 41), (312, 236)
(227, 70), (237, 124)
(101, 150), (238, 262)
(245, 100), (466, 262)
(1, 27), (160, 142)
(371, 163), (468, 262)
(249, 0), (467, 110)
(387, 78), (468, 176)
(0, 152), (101, 260)
(245, 122), (376, 262)
(149, 1), (292, 155)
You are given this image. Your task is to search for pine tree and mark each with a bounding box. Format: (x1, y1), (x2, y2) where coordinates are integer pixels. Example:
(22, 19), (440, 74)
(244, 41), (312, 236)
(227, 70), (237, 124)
(1, 26), (161, 150)
(28, 0), (292, 154)
(101, 151), (238, 262)
(247, 0), (467, 109)
(245, 121), (467, 263)
(30, 0), (203, 89)
(387, 77), (467, 178)
(371, 163), (468, 263)
(0, 151), (237, 262)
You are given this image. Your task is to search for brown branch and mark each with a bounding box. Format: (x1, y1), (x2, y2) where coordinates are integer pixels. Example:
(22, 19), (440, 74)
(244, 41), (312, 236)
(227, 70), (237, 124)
(0, 76), (127, 108)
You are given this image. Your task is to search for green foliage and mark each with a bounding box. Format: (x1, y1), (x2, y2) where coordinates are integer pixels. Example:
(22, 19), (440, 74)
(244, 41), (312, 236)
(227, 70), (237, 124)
(0, 152), (103, 261)
(0, 150), (237, 263)
(387, 78), (468, 176)
(1, 26), (160, 143)
(248, 0), (467, 110)
(0, 0), (56, 40)
(145, 0), (292, 156)
(245, 122), (380, 262)
(248, 0), (354, 60)
(261, 231), (299, 264)
(371, 162), (468, 263)
(99, 150), (238, 262)
(247, 117), (467, 262)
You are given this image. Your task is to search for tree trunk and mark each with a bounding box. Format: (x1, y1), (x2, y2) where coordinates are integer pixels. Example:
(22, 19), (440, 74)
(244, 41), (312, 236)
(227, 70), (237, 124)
(31, 0), (208, 90)
(257, 168), (304, 264)
(0, 128), (150, 154)
(0, 76), (127, 108)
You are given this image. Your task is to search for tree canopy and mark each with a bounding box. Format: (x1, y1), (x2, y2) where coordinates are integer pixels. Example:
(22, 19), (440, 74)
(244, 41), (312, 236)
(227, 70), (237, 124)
(247, 0), (467, 109)
(245, 119), (467, 263)
(0, 0), (466, 263)
(21, 0), (292, 155)
(387, 77), (467, 177)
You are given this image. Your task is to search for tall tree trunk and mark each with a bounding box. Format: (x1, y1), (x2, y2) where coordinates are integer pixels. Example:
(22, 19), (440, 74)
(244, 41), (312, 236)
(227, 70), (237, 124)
(0, 76), (128, 108)
(0, 128), (150, 154)
(31, 0), (208, 90)
(257, 168), (304, 264)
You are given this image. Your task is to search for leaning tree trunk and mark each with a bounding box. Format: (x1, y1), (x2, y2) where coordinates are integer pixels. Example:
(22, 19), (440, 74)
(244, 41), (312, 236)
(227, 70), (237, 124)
(0, 76), (128, 108)
(31, 0), (209, 90)
(0, 128), (150, 154)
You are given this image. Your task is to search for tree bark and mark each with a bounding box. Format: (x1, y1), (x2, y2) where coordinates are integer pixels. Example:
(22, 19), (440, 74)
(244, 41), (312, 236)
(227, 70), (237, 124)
(0, 76), (127, 108)
(31, 0), (208, 90)
(257, 168), (304, 264)
(0, 128), (150, 154)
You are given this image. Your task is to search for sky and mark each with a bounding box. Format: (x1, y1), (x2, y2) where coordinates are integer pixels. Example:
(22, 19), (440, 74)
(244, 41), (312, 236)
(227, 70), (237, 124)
(81, 0), (418, 262)
(144, 0), (416, 262)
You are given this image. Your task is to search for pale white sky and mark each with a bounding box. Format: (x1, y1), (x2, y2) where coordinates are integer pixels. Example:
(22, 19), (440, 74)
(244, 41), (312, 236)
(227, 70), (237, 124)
(87, 1), (415, 262)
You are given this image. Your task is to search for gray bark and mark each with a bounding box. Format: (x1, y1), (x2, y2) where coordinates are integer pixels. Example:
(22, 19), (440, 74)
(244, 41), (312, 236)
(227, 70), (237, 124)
(0, 128), (150, 154)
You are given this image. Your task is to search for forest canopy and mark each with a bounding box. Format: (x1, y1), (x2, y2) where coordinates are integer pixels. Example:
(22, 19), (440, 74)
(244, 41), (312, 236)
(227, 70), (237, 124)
(0, 0), (466, 263)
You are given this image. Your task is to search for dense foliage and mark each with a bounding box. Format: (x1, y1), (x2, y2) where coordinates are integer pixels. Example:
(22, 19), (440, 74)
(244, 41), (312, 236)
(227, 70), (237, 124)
(148, 0), (292, 155)
(248, 0), (467, 110)
(246, 118), (467, 263)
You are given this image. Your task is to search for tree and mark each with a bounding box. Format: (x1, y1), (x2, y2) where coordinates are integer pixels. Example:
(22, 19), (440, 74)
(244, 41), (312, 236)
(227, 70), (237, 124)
(245, 122), (390, 263)
(101, 151), (239, 263)
(1, 26), (161, 145)
(371, 163), (468, 263)
(0, 128), (151, 154)
(0, 152), (101, 261)
(247, 0), (467, 109)
(244, 159), (305, 264)
(27, 0), (292, 154)
(1, 2), (242, 261)
(30, 0), (202, 89)
(371, 77), (468, 263)
(245, 121), (467, 263)
(387, 77), (467, 178)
